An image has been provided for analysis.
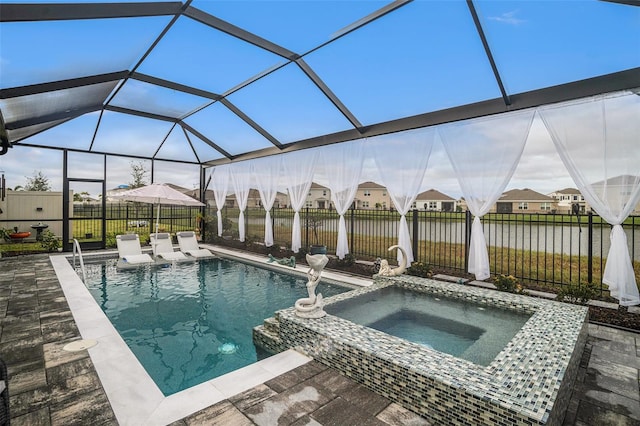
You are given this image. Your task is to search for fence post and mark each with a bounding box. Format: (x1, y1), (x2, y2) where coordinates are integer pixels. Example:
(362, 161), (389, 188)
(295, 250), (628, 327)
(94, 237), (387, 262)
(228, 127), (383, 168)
(305, 207), (309, 249)
(350, 205), (355, 254)
(412, 209), (419, 261)
(588, 211), (593, 284)
(464, 210), (472, 272)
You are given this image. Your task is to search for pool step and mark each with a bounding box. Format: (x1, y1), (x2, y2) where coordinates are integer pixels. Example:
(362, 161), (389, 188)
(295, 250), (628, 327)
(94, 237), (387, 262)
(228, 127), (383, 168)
(253, 323), (284, 354)
(263, 316), (281, 334)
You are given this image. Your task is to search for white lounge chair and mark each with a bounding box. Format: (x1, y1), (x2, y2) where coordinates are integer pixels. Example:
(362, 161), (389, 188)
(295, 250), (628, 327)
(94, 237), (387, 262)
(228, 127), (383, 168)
(150, 233), (190, 262)
(176, 231), (214, 258)
(116, 234), (154, 266)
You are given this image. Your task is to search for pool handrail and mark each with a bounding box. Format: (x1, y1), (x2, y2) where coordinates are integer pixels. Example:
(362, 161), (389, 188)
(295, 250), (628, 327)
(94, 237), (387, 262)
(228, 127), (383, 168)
(72, 239), (87, 283)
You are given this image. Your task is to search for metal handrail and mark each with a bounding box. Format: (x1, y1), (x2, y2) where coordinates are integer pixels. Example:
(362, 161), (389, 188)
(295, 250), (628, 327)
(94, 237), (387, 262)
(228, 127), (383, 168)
(72, 239), (87, 283)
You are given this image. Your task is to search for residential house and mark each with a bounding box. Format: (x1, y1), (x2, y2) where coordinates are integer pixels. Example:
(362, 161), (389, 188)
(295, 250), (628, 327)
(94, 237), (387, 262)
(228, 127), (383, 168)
(354, 181), (390, 210)
(591, 175), (640, 214)
(304, 183), (331, 209)
(304, 181), (390, 210)
(548, 188), (586, 214)
(414, 189), (456, 212)
(225, 189), (288, 209)
(494, 188), (556, 213)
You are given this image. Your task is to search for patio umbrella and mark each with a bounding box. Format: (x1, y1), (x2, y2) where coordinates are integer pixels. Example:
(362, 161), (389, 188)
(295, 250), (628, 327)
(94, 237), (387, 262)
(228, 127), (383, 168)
(111, 183), (205, 248)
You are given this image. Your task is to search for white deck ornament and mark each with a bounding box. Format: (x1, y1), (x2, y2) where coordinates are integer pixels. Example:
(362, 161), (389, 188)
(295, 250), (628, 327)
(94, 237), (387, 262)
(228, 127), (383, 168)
(295, 254), (329, 318)
(375, 245), (407, 277)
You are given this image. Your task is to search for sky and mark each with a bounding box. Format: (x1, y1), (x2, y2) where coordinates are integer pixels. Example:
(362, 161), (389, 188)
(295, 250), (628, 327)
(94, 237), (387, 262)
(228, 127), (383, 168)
(0, 0), (637, 199)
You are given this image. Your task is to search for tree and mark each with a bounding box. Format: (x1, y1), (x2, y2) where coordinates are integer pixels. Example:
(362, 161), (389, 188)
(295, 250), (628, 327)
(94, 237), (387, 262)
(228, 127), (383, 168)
(129, 161), (149, 189)
(24, 170), (51, 191)
(73, 191), (90, 202)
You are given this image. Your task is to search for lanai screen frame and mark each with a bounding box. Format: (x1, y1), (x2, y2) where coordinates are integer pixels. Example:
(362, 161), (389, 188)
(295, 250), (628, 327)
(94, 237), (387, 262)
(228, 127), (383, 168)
(1, 0), (639, 163)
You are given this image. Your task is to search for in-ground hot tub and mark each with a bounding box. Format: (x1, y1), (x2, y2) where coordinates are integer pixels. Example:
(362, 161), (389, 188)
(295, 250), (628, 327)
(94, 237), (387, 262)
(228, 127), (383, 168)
(324, 285), (532, 366)
(254, 275), (588, 426)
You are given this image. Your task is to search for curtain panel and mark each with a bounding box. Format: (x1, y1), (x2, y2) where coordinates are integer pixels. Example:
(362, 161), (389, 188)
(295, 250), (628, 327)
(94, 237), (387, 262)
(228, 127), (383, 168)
(539, 90), (640, 306)
(281, 149), (318, 253)
(209, 165), (230, 237)
(229, 161), (253, 243)
(440, 109), (535, 280)
(251, 156), (283, 247)
(316, 140), (365, 259)
(368, 128), (436, 265)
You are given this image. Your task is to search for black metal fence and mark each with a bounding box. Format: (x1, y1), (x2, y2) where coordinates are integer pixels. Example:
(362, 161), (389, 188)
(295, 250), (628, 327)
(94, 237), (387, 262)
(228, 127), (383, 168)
(4, 203), (639, 295)
(213, 206), (640, 294)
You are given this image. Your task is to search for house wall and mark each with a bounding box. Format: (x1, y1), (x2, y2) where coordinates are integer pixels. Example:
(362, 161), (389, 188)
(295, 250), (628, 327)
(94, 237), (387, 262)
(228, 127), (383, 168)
(413, 199), (456, 212)
(306, 187), (331, 209)
(354, 187), (390, 210)
(490, 201), (556, 214)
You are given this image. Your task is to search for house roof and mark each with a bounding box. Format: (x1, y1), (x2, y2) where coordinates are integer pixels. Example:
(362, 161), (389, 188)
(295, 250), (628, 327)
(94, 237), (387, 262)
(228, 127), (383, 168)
(552, 188), (581, 194)
(415, 189), (455, 201)
(358, 181), (386, 189)
(499, 188), (553, 202)
(310, 182), (329, 190)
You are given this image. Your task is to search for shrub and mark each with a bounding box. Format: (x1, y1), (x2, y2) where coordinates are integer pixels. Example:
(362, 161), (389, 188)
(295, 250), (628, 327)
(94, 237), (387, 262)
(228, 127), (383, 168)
(0, 228), (11, 242)
(494, 274), (524, 294)
(294, 247), (308, 261)
(336, 253), (356, 267)
(557, 282), (598, 305)
(407, 261), (432, 278)
(105, 232), (118, 248)
(40, 230), (60, 252)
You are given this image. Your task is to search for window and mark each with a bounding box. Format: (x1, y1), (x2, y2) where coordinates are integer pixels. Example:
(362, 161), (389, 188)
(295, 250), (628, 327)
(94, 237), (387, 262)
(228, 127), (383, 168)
(363, 190), (371, 196)
(429, 201), (437, 210)
(322, 190), (327, 196)
(573, 195), (578, 201)
(362, 201), (370, 208)
(411, 202), (417, 209)
(382, 202), (387, 209)
(518, 202), (528, 210)
(308, 192), (312, 197)
(541, 202), (551, 211)
(382, 192), (387, 196)
(305, 201), (313, 208)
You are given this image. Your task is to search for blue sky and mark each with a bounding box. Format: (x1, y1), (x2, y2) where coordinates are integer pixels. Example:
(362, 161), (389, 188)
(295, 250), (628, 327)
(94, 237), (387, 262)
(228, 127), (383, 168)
(0, 0), (638, 198)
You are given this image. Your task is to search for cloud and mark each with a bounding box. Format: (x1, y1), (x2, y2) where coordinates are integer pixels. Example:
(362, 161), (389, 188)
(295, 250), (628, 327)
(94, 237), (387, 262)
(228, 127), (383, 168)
(487, 10), (525, 25)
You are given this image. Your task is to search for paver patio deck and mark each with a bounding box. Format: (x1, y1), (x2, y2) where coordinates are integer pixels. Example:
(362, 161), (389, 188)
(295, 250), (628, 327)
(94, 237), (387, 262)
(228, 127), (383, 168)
(0, 254), (638, 425)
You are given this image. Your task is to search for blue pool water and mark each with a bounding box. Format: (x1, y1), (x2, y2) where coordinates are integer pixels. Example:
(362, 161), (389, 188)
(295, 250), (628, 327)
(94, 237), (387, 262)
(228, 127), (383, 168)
(325, 286), (531, 366)
(81, 257), (350, 395)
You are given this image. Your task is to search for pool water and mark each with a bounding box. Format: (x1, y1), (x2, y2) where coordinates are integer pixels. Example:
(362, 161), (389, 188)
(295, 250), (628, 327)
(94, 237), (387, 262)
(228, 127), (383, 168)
(325, 286), (531, 366)
(82, 257), (350, 395)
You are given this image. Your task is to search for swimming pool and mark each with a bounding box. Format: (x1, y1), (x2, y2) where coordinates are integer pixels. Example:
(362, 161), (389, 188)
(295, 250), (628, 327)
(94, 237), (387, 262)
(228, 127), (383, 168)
(324, 286), (531, 366)
(81, 257), (350, 395)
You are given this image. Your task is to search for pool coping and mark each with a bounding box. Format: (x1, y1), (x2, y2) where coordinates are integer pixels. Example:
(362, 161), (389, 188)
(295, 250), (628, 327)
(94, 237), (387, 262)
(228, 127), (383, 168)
(49, 244), (370, 426)
(262, 275), (589, 425)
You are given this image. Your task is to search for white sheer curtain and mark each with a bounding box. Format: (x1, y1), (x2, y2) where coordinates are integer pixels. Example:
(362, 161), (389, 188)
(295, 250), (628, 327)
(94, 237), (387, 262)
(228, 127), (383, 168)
(251, 156), (283, 247)
(209, 165), (230, 237)
(539, 90), (640, 306)
(281, 149), (317, 253)
(229, 161), (252, 242)
(369, 128), (436, 264)
(440, 109), (535, 280)
(316, 140), (365, 259)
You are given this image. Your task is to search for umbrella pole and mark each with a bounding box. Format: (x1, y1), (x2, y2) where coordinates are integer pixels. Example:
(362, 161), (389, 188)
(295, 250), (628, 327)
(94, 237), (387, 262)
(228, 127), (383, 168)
(156, 203), (160, 235)
(153, 203), (160, 256)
